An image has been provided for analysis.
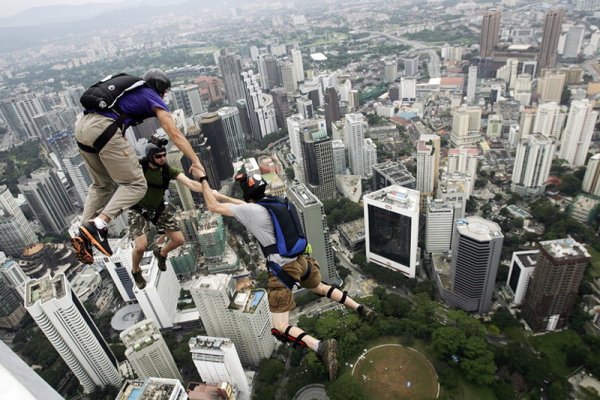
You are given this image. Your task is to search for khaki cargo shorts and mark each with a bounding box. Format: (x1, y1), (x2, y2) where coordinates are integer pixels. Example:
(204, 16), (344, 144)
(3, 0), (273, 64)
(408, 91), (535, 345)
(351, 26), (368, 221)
(267, 255), (322, 313)
(128, 204), (180, 239)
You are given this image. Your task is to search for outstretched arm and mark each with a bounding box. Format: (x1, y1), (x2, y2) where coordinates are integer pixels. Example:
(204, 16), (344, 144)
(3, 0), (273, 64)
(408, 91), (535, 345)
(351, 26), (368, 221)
(198, 177), (235, 217)
(175, 172), (203, 193)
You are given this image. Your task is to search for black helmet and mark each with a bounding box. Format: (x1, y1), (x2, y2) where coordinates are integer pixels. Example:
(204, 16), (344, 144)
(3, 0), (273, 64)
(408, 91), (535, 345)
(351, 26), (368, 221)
(145, 143), (167, 161)
(143, 68), (171, 97)
(235, 172), (267, 202)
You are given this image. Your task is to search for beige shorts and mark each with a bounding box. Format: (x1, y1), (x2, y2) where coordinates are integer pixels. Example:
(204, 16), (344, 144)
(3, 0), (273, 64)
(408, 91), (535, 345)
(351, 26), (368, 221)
(267, 255), (322, 313)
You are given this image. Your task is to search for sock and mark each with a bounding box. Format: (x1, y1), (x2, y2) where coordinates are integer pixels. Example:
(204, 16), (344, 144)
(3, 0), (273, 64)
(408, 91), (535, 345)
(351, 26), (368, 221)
(93, 217), (108, 230)
(314, 340), (321, 354)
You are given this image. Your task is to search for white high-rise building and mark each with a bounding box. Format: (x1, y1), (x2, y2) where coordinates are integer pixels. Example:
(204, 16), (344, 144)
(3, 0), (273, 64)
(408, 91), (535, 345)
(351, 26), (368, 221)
(120, 319), (182, 381)
(0, 255), (28, 298)
(134, 251), (180, 329)
(332, 139), (347, 175)
(24, 274), (122, 393)
(345, 113), (367, 177)
(562, 25), (585, 58)
(103, 239), (136, 302)
(514, 74), (532, 106)
(466, 65), (477, 103)
(447, 147), (479, 181)
(218, 106), (246, 161)
(451, 106), (482, 146)
(281, 60), (298, 95)
(437, 176), (467, 218)
(364, 186), (420, 278)
(189, 336), (251, 400)
(583, 153), (600, 196)
(288, 184), (336, 283)
(537, 73), (565, 104)
(0, 340), (64, 400)
(0, 186), (38, 257)
(400, 77), (416, 101)
(559, 99), (598, 166)
(384, 60), (398, 83)
(511, 133), (555, 197)
(291, 49), (305, 82)
(242, 70), (278, 140)
(169, 85), (206, 117)
(63, 149), (92, 206)
(533, 102), (566, 140)
(116, 378), (188, 400)
(425, 198), (456, 254)
(416, 134), (440, 205)
(190, 274), (275, 367)
(286, 115), (327, 182)
(506, 250), (539, 306)
(363, 138), (378, 178)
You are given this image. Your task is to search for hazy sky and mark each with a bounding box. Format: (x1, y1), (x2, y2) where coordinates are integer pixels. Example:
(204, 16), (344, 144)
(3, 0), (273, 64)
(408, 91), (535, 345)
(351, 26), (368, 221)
(2, 0), (124, 18)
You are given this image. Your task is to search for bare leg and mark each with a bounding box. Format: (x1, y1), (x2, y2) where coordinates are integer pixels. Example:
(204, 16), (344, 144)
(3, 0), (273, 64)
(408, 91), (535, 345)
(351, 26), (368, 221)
(132, 234), (148, 273)
(310, 282), (360, 310)
(271, 312), (319, 352)
(160, 230), (185, 257)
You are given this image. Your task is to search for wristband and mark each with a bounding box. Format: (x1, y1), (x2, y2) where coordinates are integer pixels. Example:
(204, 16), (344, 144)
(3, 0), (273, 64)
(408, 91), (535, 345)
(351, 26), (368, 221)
(198, 176), (208, 183)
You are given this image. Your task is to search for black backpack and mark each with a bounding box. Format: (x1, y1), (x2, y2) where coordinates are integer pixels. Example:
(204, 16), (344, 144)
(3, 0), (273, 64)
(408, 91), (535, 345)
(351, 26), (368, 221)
(80, 73), (146, 113)
(140, 158), (171, 190)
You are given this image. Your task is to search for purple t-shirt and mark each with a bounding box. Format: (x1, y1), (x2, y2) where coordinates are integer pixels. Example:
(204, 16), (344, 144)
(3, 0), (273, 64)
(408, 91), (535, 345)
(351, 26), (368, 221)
(97, 86), (169, 127)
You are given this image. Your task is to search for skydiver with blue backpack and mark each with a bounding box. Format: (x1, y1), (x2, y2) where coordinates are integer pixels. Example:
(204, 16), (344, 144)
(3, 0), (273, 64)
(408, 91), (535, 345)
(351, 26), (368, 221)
(195, 169), (377, 382)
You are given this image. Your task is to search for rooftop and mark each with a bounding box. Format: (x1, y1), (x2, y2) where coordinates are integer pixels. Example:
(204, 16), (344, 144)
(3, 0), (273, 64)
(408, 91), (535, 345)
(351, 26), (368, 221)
(364, 185), (419, 211)
(116, 378), (182, 400)
(514, 250), (539, 269)
(540, 238), (591, 260)
(26, 274), (66, 307)
(456, 216), (503, 241)
(289, 184), (320, 207)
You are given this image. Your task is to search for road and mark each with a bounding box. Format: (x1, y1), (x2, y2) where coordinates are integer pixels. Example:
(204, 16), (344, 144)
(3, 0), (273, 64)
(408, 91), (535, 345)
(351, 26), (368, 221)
(355, 30), (441, 78)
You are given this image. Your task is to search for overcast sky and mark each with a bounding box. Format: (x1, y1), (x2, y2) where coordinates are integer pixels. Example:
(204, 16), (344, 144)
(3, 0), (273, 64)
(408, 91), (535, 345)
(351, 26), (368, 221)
(1, 0), (124, 18)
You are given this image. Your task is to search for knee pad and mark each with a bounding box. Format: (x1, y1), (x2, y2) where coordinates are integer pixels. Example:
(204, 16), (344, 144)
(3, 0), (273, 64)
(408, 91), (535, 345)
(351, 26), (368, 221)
(325, 285), (348, 305)
(271, 326), (307, 349)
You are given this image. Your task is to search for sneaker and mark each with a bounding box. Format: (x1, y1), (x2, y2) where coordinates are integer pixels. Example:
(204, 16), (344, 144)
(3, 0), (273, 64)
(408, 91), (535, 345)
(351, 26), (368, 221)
(132, 270), (146, 290)
(153, 247), (167, 271)
(79, 221), (112, 256)
(317, 339), (339, 382)
(357, 305), (377, 324)
(70, 235), (94, 264)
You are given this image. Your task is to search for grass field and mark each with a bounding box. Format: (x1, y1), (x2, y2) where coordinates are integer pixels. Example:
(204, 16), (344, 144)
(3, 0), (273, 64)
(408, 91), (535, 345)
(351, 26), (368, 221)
(530, 330), (584, 377)
(352, 344), (439, 400)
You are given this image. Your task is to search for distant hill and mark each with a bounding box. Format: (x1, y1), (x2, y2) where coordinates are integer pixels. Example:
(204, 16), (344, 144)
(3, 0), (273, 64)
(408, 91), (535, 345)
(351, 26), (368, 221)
(0, 0), (220, 53)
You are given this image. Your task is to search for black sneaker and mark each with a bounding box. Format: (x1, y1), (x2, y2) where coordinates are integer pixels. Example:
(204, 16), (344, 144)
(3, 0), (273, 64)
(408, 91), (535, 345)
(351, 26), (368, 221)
(79, 221), (112, 256)
(153, 247), (167, 271)
(357, 305), (377, 324)
(317, 339), (339, 382)
(70, 235), (94, 264)
(132, 270), (146, 290)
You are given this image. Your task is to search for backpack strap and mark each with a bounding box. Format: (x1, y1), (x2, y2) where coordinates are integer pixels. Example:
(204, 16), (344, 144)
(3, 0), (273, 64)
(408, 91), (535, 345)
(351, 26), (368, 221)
(140, 161), (171, 190)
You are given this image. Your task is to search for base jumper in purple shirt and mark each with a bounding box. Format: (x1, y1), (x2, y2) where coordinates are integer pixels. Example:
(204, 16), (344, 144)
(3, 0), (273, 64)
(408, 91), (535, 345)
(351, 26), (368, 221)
(71, 69), (205, 263)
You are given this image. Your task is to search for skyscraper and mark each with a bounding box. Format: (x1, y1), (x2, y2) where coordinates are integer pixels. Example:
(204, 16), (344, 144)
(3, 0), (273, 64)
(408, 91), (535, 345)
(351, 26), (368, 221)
(0, 253), (29, 299)
(511, 133), (555, 197)
(522, 238), (590, 332)
(425, 198), (455, 254)
(447, 147), (479, 181)
(18, 167), (74, 234)
(291, 49), (305, 82)
(280, 60), (298, 95)
(364, 186), (420, 278)
(562, 25), (585, 59)
(479, 9), (501, 58)
(190, 274), (275, 367)
(63, 148), (92, 206)
(120, 319), (182, 381)
(288, 184), (337, 283)
(404, 56), (419, 76)
(506, 250), (539, 306)
(0, 340), (64, 400)
(450, 106), (482, 146)
(559, 99), (597, 166)
(583, 153), (600, 196)
(217, 106), (246, 162)
(189, 336), (251, 400)
(296, 97), (314, 119)
(241, 70), (278, 140)
(416, 134), (440, 209)
(384, 60), (398, 83)
(466, 65), (477, 103)
(363, 138), (378, 177)
(331, 140), (347, 175)
(271, 88), (290, 131)
(302, 129), (335, 201)
(25, 274), (122, 393)
(324, 87), (342, 136)
(0, 274), (27, 329)
(345, 113), (367, 177)
(444, 217), (503, 313)
(102, 238), (136, 302)
(218, 49), (245, 103)
(372, 161), (416, 190)
(134, 251), (180, 329)
(287, 115), (327, 181)
(169, 84), (206, 117)
(257, 54), (280, 90)
(0, 185), (37, 257)
(200, 113), (234, 181)
(537, 72), (565, 103)
(533, 101), (566, 139)
(538, 9), (564, 71)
